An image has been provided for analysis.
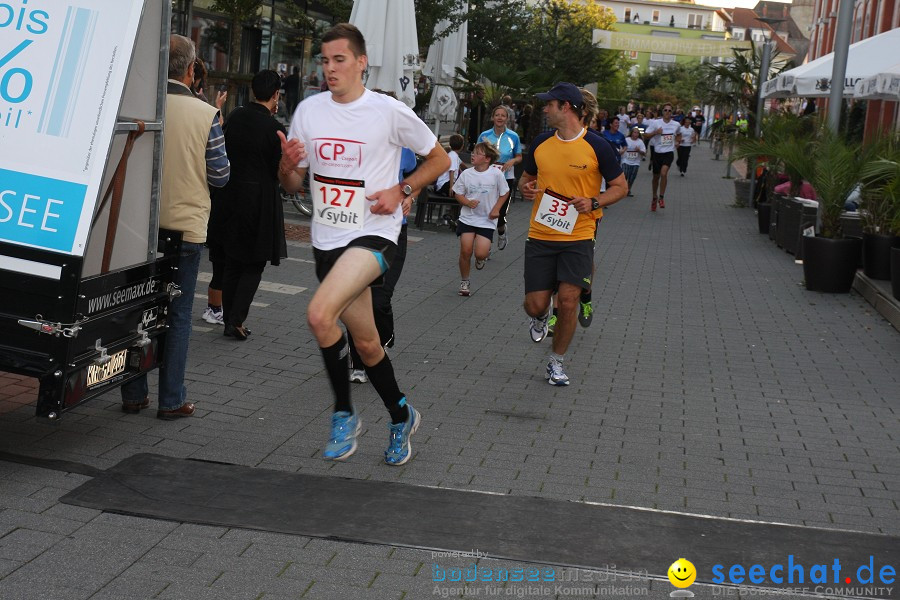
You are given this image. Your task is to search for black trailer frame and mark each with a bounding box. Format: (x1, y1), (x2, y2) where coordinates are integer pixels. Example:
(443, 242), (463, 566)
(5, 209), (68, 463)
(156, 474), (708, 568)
(0, 0), (176, 419)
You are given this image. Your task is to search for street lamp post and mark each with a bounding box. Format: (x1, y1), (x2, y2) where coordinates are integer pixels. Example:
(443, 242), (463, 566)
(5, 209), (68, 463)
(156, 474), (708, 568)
(747, 39), (774, 207)
(827, 0), (855, 132)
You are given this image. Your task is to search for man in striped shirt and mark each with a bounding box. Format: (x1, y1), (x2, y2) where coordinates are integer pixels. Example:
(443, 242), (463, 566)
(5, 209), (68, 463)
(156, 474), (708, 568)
(120, 34), (230, 420)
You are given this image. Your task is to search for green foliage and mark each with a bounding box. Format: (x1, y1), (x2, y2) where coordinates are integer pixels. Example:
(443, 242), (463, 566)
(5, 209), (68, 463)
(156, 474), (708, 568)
(453, 58), (543, 104)
(465, 0), (623, 92)
(859, 136), (900, 235)
(733, 111), (816, 198)
(467, 0), (536, 64)
(524, 0), (624, 86)
(631, 62), (705, 108)
(414, 0), (469, 49)
(799, 128), (865, 239)
(702, 41), (792, 133)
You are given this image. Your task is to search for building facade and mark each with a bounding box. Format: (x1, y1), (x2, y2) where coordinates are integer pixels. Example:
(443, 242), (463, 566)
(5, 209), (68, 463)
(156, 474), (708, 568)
(596, 0), (733, 74)
(170, 0), (337, 104)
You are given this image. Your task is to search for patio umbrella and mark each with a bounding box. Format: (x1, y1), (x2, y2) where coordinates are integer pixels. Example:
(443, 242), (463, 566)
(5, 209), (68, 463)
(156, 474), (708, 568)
(761, 28), (900, 98)
(852, 61), (900, 101)
(423, 11), (468, 134)
(349, 0), (419, 108)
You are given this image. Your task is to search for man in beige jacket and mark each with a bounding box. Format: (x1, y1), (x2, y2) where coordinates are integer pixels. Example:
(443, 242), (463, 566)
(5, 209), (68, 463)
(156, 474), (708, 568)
(120, 34), (230, 420)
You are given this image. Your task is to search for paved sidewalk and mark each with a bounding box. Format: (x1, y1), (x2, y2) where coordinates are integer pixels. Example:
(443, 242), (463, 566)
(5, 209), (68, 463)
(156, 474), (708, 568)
(1, 143), (898, 599)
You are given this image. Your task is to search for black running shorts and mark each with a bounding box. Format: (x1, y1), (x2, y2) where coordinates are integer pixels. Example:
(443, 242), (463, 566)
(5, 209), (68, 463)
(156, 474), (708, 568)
(524, 238), (595, 293)
(651, 150), (674, 175)
(313, 235), (397, 287)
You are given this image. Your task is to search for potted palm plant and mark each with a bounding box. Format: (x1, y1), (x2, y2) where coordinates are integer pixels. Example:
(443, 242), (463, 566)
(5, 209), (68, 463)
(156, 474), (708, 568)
(859, 138), (900, 281)
(734, 113), (816, 235)
(795, 128), (870, 293)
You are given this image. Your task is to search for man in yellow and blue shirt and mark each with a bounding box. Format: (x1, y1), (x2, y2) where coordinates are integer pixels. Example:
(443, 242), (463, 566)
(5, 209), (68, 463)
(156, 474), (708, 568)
(519, 82), (628, 386)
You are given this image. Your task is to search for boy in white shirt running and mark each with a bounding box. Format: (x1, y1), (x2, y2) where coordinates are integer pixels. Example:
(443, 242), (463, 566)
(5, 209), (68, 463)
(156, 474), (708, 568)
(452, 142), (510, 296)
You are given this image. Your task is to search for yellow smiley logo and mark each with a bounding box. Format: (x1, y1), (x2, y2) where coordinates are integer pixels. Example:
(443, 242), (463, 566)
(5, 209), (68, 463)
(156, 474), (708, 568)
(668, 558), (696, 588)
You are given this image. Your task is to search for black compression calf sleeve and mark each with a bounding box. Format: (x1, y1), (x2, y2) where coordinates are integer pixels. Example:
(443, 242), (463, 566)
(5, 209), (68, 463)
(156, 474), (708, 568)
(320, 336), (351, 414)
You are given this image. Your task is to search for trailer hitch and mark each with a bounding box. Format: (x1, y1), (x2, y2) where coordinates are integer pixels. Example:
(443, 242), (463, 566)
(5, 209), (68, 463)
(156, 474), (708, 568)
(18, 316), (83, 338)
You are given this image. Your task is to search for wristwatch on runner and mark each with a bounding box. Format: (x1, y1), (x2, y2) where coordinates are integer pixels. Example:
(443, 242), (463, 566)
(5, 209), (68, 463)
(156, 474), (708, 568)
(591, 198), (601, 211)
(400, 181), (413, 197)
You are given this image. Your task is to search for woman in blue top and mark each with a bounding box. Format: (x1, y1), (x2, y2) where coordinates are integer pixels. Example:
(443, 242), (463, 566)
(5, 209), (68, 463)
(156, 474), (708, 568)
(478, 105), (521, 250)
(601, 116), (627, 164)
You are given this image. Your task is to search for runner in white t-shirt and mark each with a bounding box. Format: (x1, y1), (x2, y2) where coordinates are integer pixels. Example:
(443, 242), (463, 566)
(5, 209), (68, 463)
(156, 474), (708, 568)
(278, 23), (450, 466)
(451, 141), (510, 296)
(621, 127), (646, 197)
(643, 103), (682, 211)
(676, 118), (696, 176)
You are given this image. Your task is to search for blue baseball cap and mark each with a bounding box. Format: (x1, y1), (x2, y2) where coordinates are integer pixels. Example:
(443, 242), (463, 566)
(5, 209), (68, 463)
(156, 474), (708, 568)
(536, 82), (583, 109)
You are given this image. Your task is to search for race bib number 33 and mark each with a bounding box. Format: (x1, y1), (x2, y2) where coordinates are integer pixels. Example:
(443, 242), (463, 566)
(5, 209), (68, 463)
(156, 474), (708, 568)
(313, 174), (365, 230)
(535, 189), (577, 234)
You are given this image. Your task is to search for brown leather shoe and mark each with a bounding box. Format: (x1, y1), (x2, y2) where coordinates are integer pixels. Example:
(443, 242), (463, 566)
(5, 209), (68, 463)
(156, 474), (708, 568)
(122, 397), (150, 414)
(156, 403), (195, 420)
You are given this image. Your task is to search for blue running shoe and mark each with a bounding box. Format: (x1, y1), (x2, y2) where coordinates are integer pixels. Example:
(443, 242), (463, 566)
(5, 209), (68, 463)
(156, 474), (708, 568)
(323, 411), (361, 461)
(384, 401), (420, 466)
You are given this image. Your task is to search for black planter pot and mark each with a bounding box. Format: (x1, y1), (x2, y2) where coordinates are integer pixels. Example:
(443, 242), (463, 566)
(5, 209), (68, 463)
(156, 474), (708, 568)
(757, 203), (771, 235)
(769, 194), (783, 241)
(862, 233), (899, 280)
(802, 236), (862, 293)
(892, 247), (900, 301)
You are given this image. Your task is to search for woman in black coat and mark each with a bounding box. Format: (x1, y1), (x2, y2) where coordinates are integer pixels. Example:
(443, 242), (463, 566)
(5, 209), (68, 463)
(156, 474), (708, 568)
(209, 70), (288, 340)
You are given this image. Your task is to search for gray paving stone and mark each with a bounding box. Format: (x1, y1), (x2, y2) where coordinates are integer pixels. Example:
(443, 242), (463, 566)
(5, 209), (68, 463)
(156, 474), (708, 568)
(0, 144), (898, 597)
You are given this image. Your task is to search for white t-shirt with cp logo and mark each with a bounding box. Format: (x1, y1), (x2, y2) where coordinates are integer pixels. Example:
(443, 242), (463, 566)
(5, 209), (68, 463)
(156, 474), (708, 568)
(288, 89), (437, 250)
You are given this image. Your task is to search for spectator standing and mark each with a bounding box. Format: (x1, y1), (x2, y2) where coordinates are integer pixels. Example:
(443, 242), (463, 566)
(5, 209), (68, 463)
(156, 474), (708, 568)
(283, 66), (301, 114)
(467, 87), (488, 151)
(208, 70), (287, 341)
(121, 34), (230, 419)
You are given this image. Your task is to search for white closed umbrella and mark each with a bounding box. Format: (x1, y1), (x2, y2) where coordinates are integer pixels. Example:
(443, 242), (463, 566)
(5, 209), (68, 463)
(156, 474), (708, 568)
(762, 28), (900, 98)
(350, 0), (419, 108)
(853, 61), (900, 101)
(424, 11), (468, 134)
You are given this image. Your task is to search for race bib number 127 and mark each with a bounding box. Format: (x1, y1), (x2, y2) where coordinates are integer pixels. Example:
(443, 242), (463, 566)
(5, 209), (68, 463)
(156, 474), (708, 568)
(313, 174), (365, 230)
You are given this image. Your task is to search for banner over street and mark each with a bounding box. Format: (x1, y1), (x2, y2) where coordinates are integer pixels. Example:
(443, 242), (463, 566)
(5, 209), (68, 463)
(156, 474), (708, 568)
(593, 29), (751, 57)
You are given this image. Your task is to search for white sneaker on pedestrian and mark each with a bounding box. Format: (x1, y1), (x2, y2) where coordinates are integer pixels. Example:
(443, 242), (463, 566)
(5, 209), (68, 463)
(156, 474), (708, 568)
(459, 280), (471, 296)
(529, 313), (549, 343)
(349, 369), (367, 384)
(475, 258), (486, 270)
(498, 230), (508, 250)
(202, 306), (224, 325)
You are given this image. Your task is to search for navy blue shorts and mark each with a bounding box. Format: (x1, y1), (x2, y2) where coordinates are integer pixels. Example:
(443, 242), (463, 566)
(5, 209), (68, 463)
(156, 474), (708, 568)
(456, 221), (495, 242)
